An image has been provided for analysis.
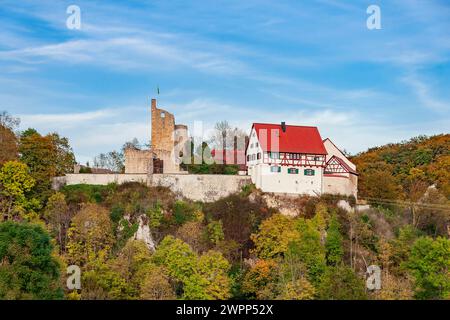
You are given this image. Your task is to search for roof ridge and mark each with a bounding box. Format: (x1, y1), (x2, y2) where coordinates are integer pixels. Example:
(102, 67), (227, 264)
(252, 122), (319, 129)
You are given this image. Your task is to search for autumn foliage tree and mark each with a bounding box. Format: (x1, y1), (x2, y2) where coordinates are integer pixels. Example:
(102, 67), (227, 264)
(0, 161), (38, 221)
(66, 203), (114, 266)
(19, 129), (75, 201)
(0, 125), (18, 166)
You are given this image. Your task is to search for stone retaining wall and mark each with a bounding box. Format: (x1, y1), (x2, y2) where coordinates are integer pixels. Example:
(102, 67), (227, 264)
(53, 174), (251, 202)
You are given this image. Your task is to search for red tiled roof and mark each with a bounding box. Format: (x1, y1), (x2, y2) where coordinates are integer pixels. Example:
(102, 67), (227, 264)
(251, 123), (327, 155)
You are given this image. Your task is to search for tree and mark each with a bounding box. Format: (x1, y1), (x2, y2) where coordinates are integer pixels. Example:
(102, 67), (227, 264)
(44, 192), (71, 252)
(362, 169), (402, 202)
(325, 215), (344, 266)
(373, 272), (413, 300)
(277, 277), (316, 300)
(113, 240), (175, 300)
(204, 220), (225, 246)
(0, 161), (38, 221)
(49, 133), (76, 176)
(406, 236), (450, 299)
(204, 194), (272, 260)
(242, 259), (278, 299)
(404, 168), (429, 227)
(317, 265), (367, 300)
(122, 138), (141, 151)
(152, 236), (231, 300)
(175, 221), (206, 253)
(19, 129), (75, 200)
(140, 266), (175, 300)
(415, 187), (450, 237)
(0, 111), (20, 129)
(66, 203), (114, 266)
(19, 130), (56, 200)
(0, 124), (18, 166)
(427, 155), (450, 198)
(211, 121), (247, 159)
(93, 151), (124, 173)
(289, 218), (327, 284)
(250, 214), (299, 259)
(81, 250), (132, 300)
(0, 221), (63, 299)
(184, 250), (231, 300)
(152, 235), (197, 284)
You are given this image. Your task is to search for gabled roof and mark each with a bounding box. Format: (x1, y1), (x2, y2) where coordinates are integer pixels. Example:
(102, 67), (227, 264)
(251, 123), (327, 155)
(326, 155), (358, 175)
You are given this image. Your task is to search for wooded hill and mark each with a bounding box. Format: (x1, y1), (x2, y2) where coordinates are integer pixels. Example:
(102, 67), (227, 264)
(351, 134), (450, 201)
(1, 110), (450, 300)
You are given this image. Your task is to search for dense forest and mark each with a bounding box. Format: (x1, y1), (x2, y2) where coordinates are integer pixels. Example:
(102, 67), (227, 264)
(0, 111), (449, 300)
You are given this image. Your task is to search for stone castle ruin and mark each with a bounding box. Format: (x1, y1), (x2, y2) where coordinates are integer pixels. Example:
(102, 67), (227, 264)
(124, 99), (189, 174)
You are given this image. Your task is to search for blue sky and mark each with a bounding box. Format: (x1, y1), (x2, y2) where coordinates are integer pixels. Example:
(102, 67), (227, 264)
(1, 0), (449, 164)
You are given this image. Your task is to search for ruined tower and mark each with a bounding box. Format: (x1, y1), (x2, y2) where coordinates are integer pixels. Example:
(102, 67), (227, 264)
(151, 98), (175, 152)
(125, 98), (188, 174)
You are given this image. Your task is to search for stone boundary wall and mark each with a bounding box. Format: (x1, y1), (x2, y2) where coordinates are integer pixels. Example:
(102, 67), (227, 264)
(53, 174), (251, 202)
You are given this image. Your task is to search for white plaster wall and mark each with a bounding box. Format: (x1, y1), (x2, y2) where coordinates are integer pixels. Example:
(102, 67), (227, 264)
(246, 127), (264, 166)
(256, 164), (323, 196)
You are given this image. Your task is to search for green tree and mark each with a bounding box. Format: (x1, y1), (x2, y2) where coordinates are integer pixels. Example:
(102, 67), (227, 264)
(184, 250), (231, 300)
(406, 236), (450, 299)
(152, 235), (197, 283)
(317, 265), (367, 300)
(0, 221), (63, 299)
(81, 250), (132, 300)
(153, 236), (231, 300)
(325, 215), (344, 266)
(204, 220), (225, 246)
(289, 218), (327, 284)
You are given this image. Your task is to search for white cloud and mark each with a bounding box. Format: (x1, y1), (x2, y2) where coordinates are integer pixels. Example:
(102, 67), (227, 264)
(402, 74), (449, 112)
(0, 35), (249, 75)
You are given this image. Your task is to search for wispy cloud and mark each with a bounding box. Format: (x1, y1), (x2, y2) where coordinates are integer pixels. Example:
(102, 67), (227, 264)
(402, 74), (449, 112)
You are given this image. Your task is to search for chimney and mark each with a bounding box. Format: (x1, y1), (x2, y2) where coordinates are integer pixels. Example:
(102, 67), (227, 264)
(281, 121), (286, 132)
(151, 98), (157, 110)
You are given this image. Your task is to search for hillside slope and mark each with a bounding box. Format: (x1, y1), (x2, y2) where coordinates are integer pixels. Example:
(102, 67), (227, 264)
(351, 134), (450, 200)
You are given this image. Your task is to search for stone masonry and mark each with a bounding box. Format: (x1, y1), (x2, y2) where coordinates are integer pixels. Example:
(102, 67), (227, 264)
(124, 99), (189, 174)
